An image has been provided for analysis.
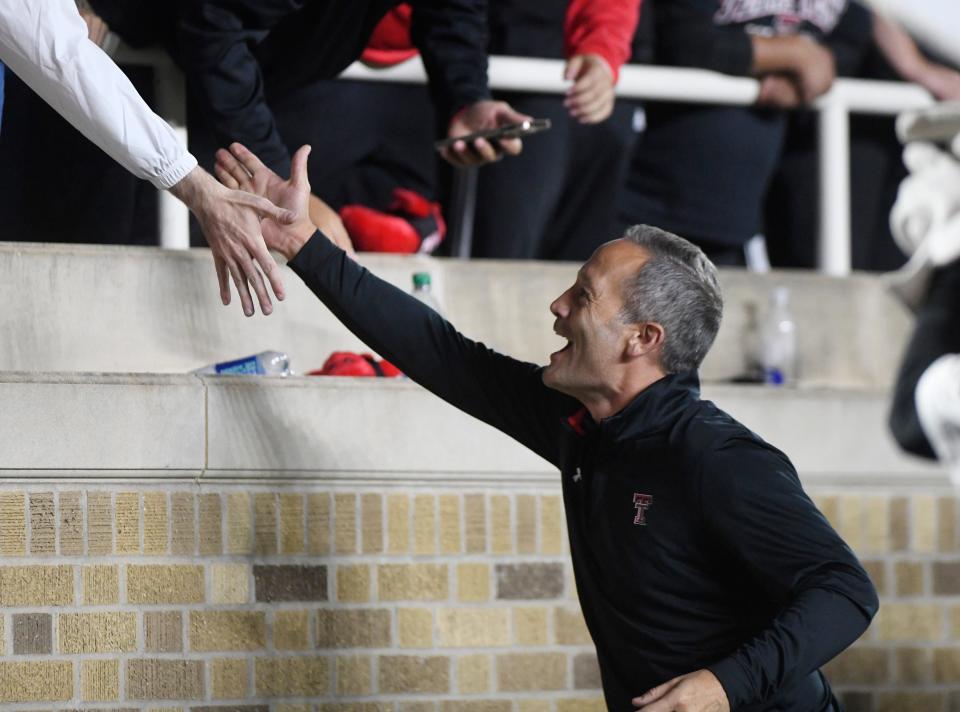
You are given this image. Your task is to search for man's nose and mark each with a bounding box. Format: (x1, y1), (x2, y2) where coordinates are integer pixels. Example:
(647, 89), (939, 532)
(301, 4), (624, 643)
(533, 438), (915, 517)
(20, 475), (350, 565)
(550, 291), (569, 318)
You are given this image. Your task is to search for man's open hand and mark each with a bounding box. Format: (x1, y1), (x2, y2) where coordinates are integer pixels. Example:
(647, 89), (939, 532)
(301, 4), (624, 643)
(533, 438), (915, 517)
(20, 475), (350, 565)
(441, 100), (532, 167)
(632, 670), (730, 712)
(213, 143), (352, 254)
(169, 166), (297, 317)
(215, 142), (319, 262)
(564, 54), (616, 124)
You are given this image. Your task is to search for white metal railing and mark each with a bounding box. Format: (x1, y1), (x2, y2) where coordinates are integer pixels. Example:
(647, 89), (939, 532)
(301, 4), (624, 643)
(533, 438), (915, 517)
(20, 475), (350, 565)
(119, 50), (934, 275)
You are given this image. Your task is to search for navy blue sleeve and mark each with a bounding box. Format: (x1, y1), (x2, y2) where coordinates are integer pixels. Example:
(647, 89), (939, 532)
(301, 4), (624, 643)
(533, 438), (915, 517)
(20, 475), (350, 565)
(409, 0), (492, 122)
(288, 232), (568, 467)
(700, 438), (879, 708)
(653, 0), (754, 76)
(175, 0), (292, 177)
(823, 0), (873, 77)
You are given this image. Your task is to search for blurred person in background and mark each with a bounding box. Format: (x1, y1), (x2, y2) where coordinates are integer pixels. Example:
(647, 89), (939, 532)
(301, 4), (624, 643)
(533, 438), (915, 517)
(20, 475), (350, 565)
(765, 5), (960, 271)
(0, 0), (299, 318)
(470, 0), (643, 261)
(83, 0), (531, 253)
(887, 123), (960, 485)
(247, 0), (643, 260)
(619, 0), (870, 267)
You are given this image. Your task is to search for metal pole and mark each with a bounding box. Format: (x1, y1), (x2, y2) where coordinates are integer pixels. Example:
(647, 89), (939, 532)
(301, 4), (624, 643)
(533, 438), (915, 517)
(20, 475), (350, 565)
(817, 96), (852, 276)
(153, 59), (190, 250)
(448, 167), (479, 259)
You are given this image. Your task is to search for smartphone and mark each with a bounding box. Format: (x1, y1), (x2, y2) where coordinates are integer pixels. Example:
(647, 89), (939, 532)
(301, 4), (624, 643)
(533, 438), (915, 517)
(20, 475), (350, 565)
(434, 118), (552, 151)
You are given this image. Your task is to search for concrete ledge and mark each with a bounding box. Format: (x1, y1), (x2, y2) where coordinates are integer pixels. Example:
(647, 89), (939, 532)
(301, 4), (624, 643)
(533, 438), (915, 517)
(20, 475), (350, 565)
(0, 241), (913, 388)
(0, 373), (204, 472)
(0, 373), (944, 487)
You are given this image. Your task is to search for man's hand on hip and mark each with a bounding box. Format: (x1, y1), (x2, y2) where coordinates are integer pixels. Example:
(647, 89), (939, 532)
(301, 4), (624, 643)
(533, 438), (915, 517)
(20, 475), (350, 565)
(169, 166), (297, 317)
(215, 142), (319, 262)
(632, 669), (730, 712)
(441, 100), (532, 167)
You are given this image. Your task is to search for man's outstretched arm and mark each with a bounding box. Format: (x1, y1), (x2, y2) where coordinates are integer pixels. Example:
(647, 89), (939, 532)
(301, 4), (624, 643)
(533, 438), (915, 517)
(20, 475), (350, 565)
(216, 142), (569, 467)
(0, 0), (296, 316)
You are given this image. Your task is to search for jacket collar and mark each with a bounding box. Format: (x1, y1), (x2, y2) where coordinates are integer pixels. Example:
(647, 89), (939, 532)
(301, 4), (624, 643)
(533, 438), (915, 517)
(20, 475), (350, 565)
(566, 371), (701, 442)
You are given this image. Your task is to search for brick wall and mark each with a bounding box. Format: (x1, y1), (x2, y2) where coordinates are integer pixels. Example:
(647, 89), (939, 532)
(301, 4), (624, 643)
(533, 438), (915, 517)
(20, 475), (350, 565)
(0, 485), (953, 711)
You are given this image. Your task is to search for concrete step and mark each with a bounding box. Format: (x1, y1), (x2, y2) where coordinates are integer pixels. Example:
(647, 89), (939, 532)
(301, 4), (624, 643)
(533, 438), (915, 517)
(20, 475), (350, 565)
(0, 241), (913, 388)
(0, 373), (942, 486)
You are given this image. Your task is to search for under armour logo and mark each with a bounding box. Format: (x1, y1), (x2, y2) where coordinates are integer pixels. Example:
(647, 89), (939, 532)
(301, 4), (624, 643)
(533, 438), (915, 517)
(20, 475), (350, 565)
(633, 493), (653, 525)
(572, 467), (582, 483)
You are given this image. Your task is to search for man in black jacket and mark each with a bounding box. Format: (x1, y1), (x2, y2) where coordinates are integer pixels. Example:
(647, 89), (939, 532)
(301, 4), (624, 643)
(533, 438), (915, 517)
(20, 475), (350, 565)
(216, 142), (880, 712)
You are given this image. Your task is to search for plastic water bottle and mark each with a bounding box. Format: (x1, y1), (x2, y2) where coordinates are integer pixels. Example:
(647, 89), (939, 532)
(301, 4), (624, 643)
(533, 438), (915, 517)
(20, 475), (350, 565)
(193, 350), (291, 376)
(412, 272), (443, 314)
(760, 287), (797, 386)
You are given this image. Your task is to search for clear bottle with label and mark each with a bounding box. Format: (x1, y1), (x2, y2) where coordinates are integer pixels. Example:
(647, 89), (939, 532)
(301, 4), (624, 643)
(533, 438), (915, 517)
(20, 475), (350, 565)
(412, 272), (443, 314)
(192, 350), (291, 376)
(760, 287), (797, 386)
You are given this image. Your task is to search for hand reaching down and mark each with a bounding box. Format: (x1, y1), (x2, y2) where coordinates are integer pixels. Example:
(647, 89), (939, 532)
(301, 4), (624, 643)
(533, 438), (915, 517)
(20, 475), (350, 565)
(169, 166), (297, 317)
(215, 142), (320, 262)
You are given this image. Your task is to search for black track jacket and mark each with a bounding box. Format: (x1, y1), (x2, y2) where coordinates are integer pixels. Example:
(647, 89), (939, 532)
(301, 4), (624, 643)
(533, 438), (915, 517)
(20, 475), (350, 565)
(91, 0), (490, 176)
(289, 233), (879, 711)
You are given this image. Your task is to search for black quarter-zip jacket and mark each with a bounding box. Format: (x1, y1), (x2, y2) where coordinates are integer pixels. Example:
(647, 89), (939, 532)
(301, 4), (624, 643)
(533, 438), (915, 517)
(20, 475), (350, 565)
(289, 233), (879, 711)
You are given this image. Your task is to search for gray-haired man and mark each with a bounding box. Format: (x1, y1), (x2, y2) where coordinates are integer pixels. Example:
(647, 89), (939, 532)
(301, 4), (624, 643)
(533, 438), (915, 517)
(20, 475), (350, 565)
(217, 142), (879, 712)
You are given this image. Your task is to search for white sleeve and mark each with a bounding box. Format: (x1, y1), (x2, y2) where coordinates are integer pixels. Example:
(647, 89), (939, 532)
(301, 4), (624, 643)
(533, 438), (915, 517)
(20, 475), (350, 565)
(0, 0), (197, 190)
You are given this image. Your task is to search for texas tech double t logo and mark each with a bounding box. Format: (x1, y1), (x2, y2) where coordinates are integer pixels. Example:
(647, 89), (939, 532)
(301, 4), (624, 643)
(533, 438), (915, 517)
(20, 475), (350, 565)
(633, 493), (653, 526)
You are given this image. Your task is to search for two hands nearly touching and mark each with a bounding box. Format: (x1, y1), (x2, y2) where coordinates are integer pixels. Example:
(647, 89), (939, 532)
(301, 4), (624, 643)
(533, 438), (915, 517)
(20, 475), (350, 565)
(214, 143), (320, 264)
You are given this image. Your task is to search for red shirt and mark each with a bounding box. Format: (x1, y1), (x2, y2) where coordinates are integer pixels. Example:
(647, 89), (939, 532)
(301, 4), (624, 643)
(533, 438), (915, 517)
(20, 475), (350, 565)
(363, 0), (641, 83)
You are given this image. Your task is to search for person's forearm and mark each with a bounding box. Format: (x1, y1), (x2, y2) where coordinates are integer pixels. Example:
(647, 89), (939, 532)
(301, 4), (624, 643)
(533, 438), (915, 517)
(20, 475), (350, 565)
(285, 232), (565, 466)
(168, 165), (214, 211)
(708, 585), (874, 708)
(750, 35), (807, 76)
(872, 12), (927, 82)
(0, 0), (196, 189)
(410, 0), (491, 121)
(563, 0), (641, 82)
(176, 1), (292, 176)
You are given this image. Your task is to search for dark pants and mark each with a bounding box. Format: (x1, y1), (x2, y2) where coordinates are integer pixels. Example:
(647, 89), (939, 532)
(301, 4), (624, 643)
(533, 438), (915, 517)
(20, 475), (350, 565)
(0, 61), (5, 133)
(186, 78), (438, 245)
(889, 262), (960, 458)
(472, 95), (636, 261)
(765, 113), (907, 272)
(273, 79), (437, 210)
(0, 67), (158, 245)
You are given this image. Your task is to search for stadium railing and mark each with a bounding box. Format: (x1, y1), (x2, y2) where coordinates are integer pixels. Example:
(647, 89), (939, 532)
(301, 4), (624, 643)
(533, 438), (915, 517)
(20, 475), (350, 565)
(115, 50), (933, 276)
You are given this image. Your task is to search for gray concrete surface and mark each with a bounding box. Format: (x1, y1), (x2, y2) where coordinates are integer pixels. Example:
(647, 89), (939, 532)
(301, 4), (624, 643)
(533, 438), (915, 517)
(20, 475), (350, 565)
(0, 373), (942, 486)
(0, 242), (913, 388)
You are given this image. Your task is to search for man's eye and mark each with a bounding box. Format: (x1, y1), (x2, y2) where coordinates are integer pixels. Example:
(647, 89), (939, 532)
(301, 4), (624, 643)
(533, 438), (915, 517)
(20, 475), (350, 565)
(577, 288), (589, 301)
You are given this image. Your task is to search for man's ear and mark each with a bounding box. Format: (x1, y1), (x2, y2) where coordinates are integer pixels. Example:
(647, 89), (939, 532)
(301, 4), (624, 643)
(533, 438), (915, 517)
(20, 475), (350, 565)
(625, 322), (665, 359)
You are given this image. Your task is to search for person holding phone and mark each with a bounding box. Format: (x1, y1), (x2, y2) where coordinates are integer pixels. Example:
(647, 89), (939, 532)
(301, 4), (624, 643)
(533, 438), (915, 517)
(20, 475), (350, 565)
(84, 0), (531, 253)
(470, 0), (644, 261)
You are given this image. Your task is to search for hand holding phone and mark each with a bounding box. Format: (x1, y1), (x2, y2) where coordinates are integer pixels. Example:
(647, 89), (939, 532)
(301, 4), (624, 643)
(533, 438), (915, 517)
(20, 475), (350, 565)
(439, 100), (542, 168)
(434, 119), (552, 151)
